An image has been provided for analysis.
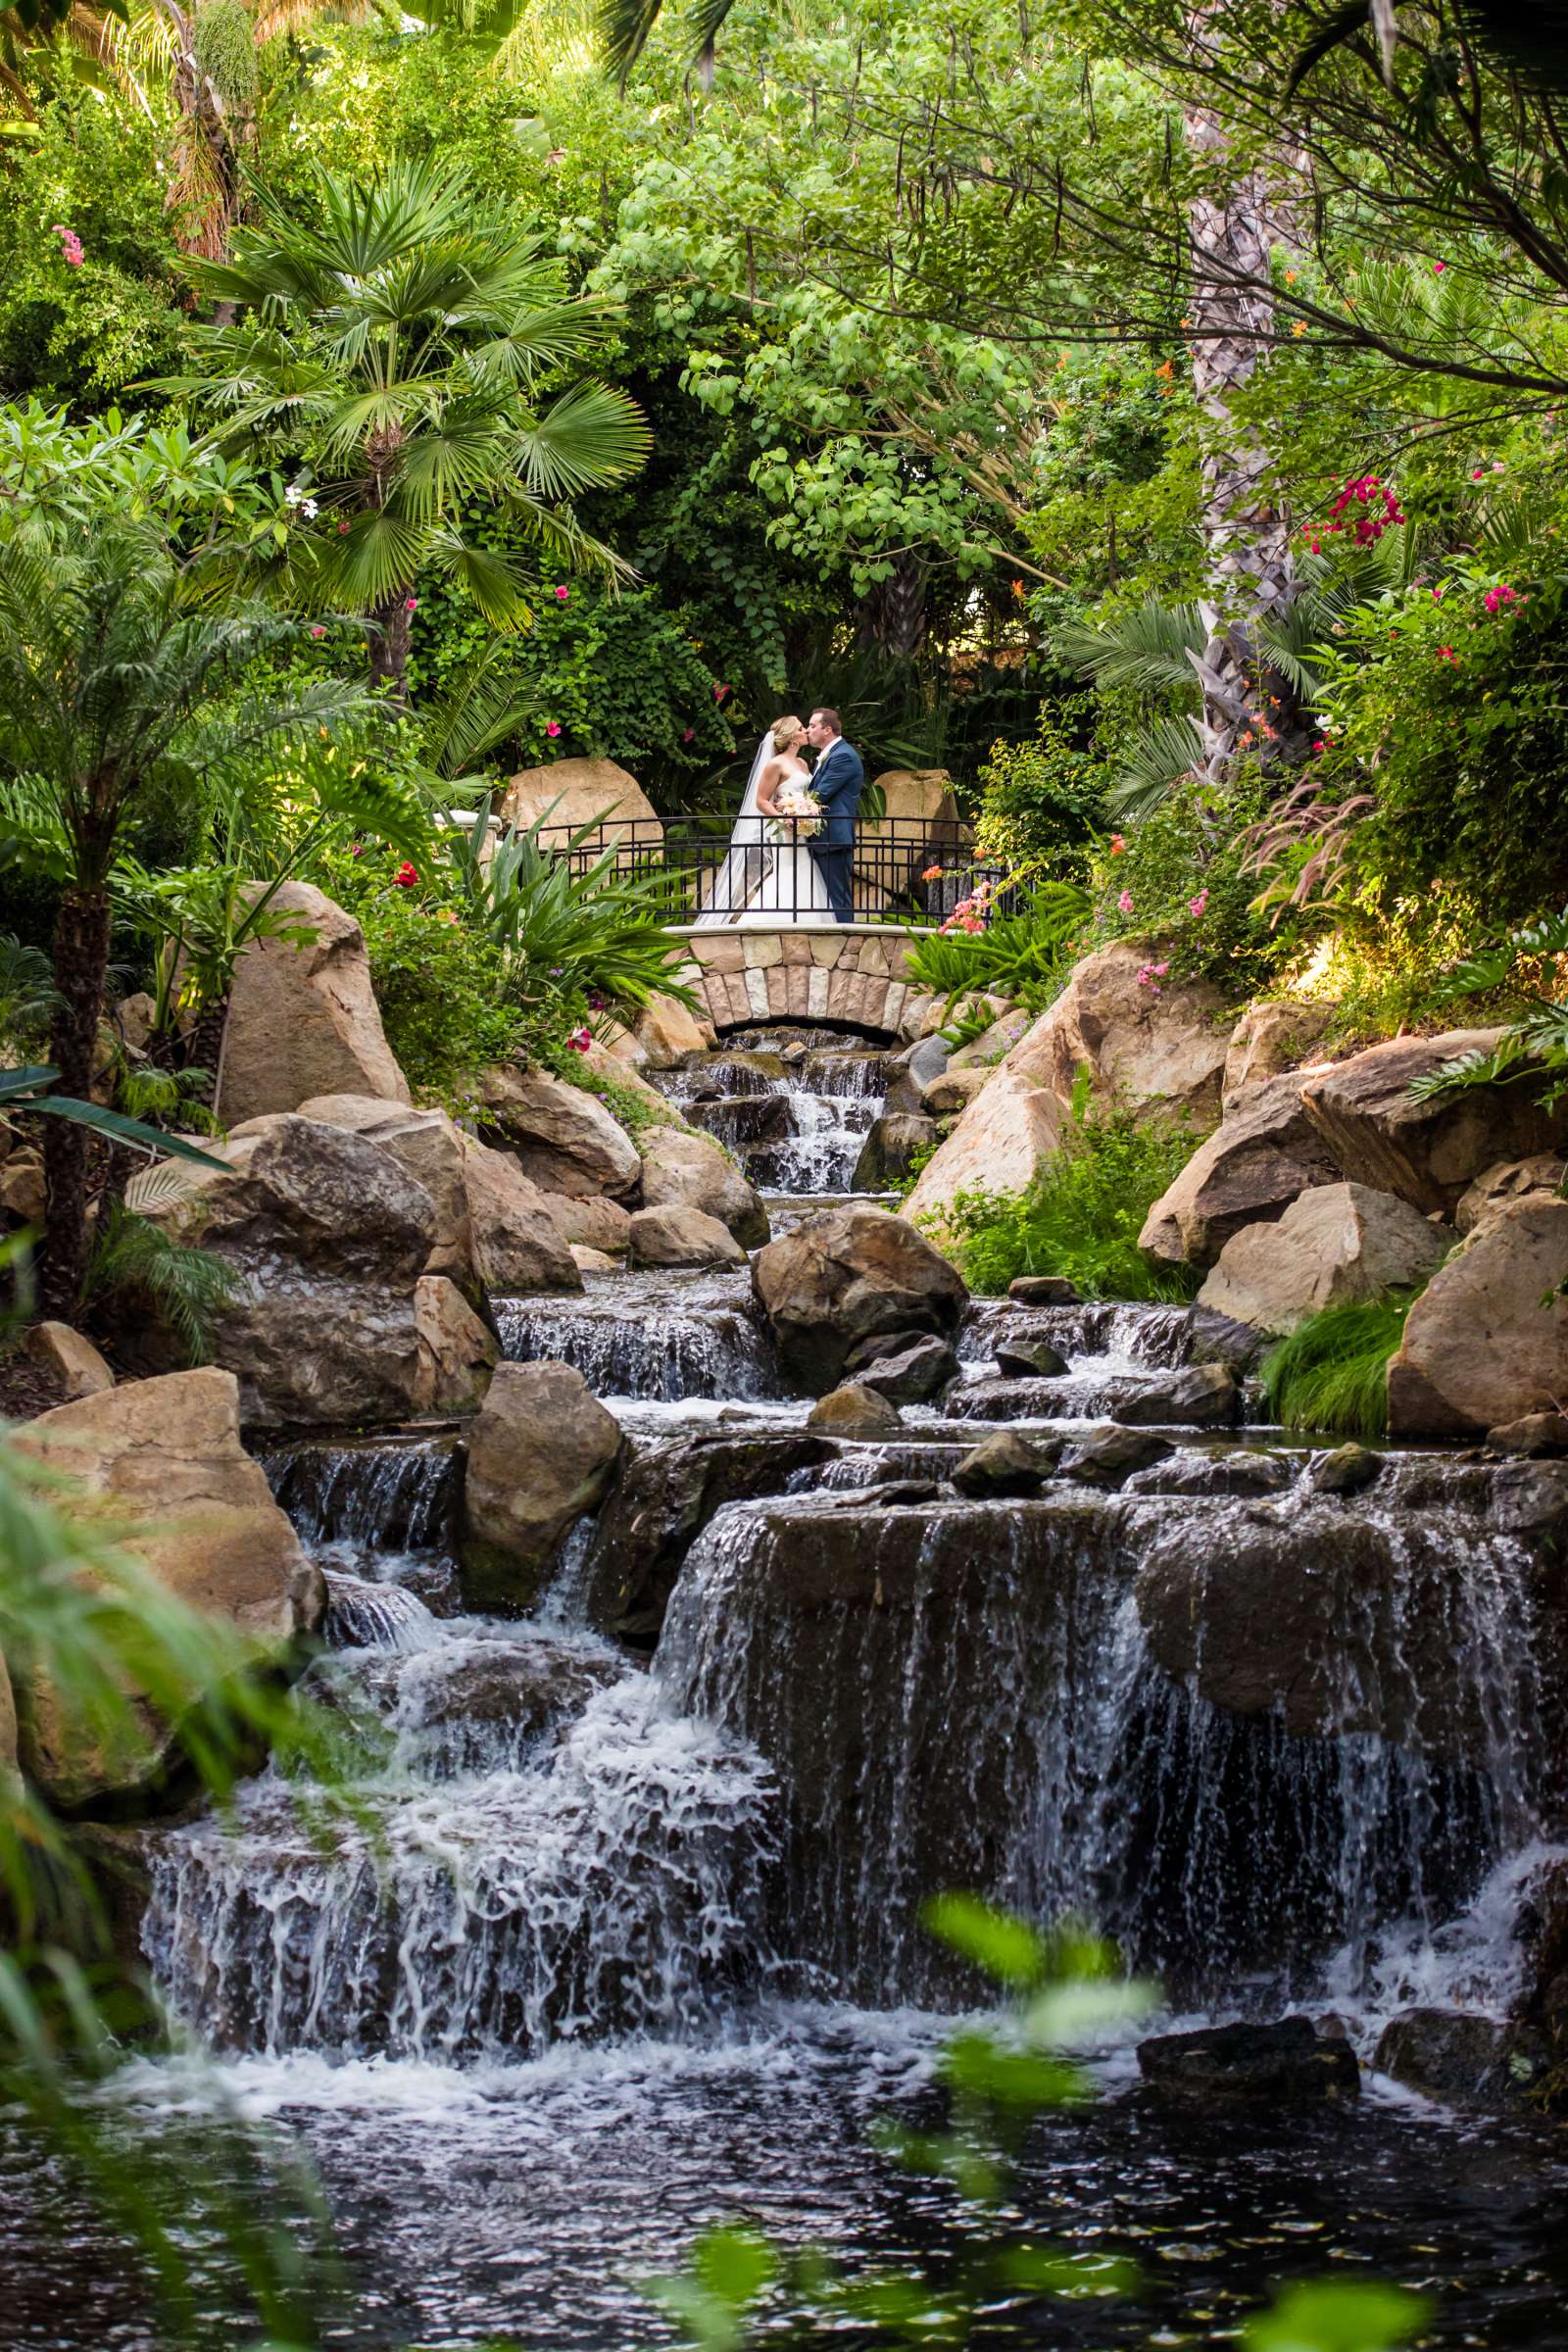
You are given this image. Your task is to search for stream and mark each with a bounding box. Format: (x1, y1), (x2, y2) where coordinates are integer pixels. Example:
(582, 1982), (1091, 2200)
(6, 1027), (1568, 2349)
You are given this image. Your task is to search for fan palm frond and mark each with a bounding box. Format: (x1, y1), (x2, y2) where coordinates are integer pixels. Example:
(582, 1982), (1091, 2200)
(1104, 715), (1203, 819)
(1056, 601), (1204, 701)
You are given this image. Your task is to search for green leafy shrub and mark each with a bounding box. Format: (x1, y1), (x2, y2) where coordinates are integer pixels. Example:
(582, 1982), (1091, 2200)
(83, 1203), (239, 1368)
(931, 1085), (1202, 1301)
(969, 698), (1106, 881)
(1258, 1298), (1415, 1440)
(906, 882), (1091, 1015)
(1085, 773), (1289, 992)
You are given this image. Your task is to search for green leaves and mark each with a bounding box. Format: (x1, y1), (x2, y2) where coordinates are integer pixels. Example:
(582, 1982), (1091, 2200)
(922, 1893), (1050, 1987)
(642, 2227), (777, 2351)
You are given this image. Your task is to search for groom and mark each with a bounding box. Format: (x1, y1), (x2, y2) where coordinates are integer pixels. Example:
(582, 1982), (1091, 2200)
(805, 708), (863, 923)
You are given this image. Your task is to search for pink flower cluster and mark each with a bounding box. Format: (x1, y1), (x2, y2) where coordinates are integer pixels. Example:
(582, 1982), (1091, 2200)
(1483, 582), (1518, 615)
(1137, 958), (1170, 995)
(564, 1026), (592, 1054)
(1189, 888), (1208, 917)
(941, 877), (994, 937)
(1303, 474), (1405, 556)
(52, 224), (83, 267)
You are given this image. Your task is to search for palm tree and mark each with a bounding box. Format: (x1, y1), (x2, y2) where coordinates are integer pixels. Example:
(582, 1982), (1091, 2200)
(159, 159), (652, 696)
(0, 513), (372, 1314)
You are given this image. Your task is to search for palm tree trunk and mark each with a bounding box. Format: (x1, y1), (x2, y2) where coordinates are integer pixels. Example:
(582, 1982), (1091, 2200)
(186, 996), (229, 1103)
(40, 882), (112, 1318)
(369, 591), (413, 700)
(1184, 28), (1301, 787)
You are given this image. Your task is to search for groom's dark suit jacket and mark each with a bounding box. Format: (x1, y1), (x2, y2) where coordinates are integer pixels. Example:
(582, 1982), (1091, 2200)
(810, 738), (864, 844)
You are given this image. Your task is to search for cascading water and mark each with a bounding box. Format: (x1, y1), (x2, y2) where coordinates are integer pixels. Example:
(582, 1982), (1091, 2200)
(41, 1015), (1562, 2350)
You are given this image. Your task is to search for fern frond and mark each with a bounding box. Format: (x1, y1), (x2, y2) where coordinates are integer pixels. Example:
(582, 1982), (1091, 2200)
(85, 1206), (238, 1365)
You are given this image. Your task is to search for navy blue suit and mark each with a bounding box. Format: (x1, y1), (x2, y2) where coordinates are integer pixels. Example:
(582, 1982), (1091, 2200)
(808, 737), (863, 921)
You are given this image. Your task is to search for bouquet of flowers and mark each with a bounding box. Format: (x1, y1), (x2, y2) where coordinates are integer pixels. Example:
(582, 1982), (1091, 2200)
(768, 784), (824, 842)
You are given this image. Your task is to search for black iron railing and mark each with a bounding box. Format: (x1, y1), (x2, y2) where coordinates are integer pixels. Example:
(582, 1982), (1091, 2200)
(529, 815), (996, 929)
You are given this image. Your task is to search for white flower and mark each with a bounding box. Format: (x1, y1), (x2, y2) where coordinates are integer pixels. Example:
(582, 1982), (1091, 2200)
(284, 485), (303, 507)
(300, 498), (318, 519)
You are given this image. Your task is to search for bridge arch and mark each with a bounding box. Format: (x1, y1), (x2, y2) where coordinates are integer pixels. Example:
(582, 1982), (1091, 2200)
(675, 926), (931, 1042)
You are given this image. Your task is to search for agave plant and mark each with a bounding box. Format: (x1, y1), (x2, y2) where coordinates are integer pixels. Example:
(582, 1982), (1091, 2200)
(158, 158), (651, 695)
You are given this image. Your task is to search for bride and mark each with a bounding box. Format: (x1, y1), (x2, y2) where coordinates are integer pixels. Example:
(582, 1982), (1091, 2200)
(695, 715), (835, 928)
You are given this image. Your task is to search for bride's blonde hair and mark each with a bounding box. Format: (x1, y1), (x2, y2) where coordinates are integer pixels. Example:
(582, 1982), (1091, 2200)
(770, 714), (806, 754)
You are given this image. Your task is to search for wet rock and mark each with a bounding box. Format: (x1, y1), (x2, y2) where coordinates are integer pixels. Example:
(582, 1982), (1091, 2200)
(852, 1112), (939, 1192)
(687, 1095), (791, 1148)
(294, 1095), (473, 1282)
(1138, 2017), (1359, 2105)
(1299, 1027), (1568, 1216)
(1198, 1181), (1452, 1336)
(1373, 2009), (1531, 2110)
(1062, 1425), (1173, 1483)
(630, 994), (710, 1068)
(854, 1336), (959, 1405)
(1139, 1073), (1344, 1269)
(413, 1275), (497, 1413)
(844, 1328), (930, 1372)
(1456, 1153), (1567, 1236)
(807, 1383), (904, 1436)
(1485, 1455), (1568, 1535)
(460, 1361), (623, 1613)
(479, 1064), (642, 1200)
(218, 881), (410, 1124)
(627, 1203), (746, 1270)
(1112, 1363), (1238, 1428)
(882, 1035), (950, 1117)
(1388, 1200), (1568, 1440)
(581, 1431), (832, 1642)
(23, 1321), (114, 1400)
(1122, 1448), (1293, 1499)
(639, 1126), (770, 1250)
(752, 1204), (968, 1393)
(1007, 1275), (1082, 1306)
(1306, 1443), (1384, 1496)
(951, 1431), (1062, 1497)
(14, 1370), (323, 1810)
(1221, 1001), (1335, 1113)
(134, 1114), (440, 1427)
(995, 1339), (1070, 1379)
(1487, 1411), (1568, 1455)
(818, 1479), (943, 1511)
(1187, 1304), (1268, 1372)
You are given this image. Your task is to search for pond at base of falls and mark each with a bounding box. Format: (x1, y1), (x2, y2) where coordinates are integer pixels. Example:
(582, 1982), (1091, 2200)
(12, 1019), (1568, 2350)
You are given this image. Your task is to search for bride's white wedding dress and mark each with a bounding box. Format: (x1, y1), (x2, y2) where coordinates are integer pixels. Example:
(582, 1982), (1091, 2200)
(694, 734), (835, 929)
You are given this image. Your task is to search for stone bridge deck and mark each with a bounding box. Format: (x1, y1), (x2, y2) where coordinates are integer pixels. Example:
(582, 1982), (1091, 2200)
(672, 925), (935, 1040)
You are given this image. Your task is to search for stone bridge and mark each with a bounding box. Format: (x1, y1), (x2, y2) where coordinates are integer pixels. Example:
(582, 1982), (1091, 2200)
(674, 926), (932, 1041)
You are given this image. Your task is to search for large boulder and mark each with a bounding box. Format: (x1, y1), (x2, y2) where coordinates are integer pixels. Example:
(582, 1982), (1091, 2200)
(544, 1192), (632, 1257)
(13, 1370), (323, 1809)
(752, 1204), (968, 1392)
(1388, 1199), (1568, 1439)
(458, 1135), (583, 1296)
(1221, 1001), (1335, 1112)
(902, 942), (1228, 1238)
(218, 882), (409, 1125)
(413, 1275), (497, 1413)
(1197, 1181), (1452, 1336)
(639, 1126), (770, 1250)
(1139, 1073), (1344, 1269)
(139, 1115), (440, 1427)
(627, 1204), (745, 1269)
(293, 1095), (473, 1281)
(459, 1361), (623, 1612)
(851, 1112), (938, 1192)
(630, 994), (710, 1069)
(1298, 1028), (1568, 1216)
(902, 1072), (1063, 1236)
(498, 755), (660, 848)
(1139, 2018), (1358, 2106)
(478, 1064), (642, 1200)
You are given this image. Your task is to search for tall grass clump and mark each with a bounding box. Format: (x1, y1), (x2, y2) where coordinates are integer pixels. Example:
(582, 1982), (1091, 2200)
(932, 1086), (1201, 1302)
(1258, 1297), (1415, 1439)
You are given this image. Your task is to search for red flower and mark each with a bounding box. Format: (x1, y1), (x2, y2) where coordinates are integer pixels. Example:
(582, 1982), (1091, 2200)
(1438, 646), (1457, 662)
(554, 585), (569, 603)
(682, 727), (695, 743)
(393, 861), (418, 888)
(546, 720), (562, 738)
(712, 681), (731, 703)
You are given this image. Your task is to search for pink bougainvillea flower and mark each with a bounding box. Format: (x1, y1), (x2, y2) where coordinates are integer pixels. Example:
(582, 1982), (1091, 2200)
(546, 719), (563, 738)
(554, 584), (569, 602)
(1432, 584), (1445, 601)
(1433, 260), (1446, 273)
(404, 596), (417, 612)
(1117, 889), (1135, 914)
(52, 225), (83, 267)
(393, 861), (419, 888)
(1472, 466), (1486, 479)
(682, 726), (695, 743)
(310, 625), (325, 639)
(711, 680), (731, 703)
(1188, 888), (1208, 917)
(1483, 583), (1518, 615)
(1438, 646), (1457, 662)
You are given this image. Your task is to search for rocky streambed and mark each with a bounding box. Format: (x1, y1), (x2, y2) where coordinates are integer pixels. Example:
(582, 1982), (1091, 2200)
(9, 1021), (1568, 2348)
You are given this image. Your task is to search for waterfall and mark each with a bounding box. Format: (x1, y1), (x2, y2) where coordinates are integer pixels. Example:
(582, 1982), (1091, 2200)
(495, 1281), (779, 1401)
